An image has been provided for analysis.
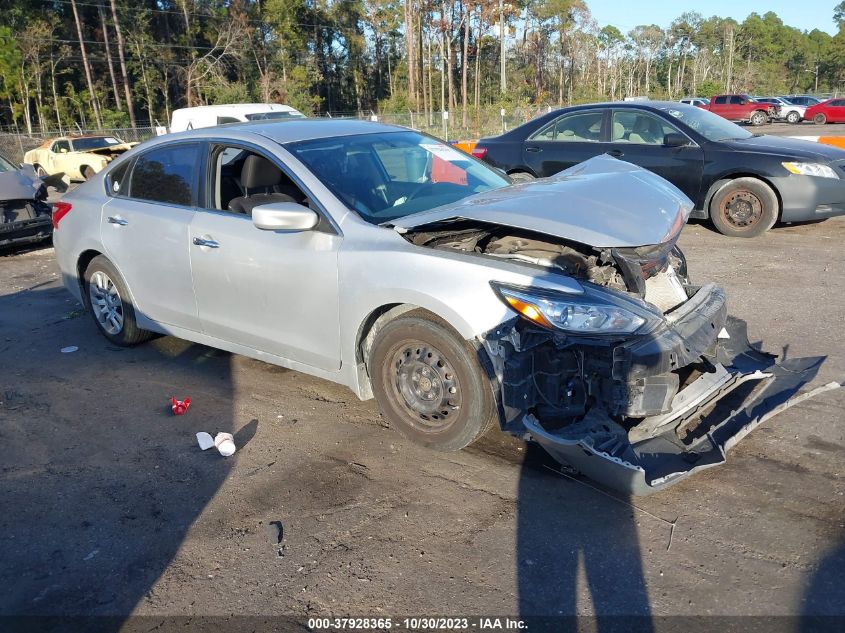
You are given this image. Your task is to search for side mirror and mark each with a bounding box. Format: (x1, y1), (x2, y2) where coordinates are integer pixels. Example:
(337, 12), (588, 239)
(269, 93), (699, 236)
(664, 133), (689, 148)
(252, 201), (319, 232)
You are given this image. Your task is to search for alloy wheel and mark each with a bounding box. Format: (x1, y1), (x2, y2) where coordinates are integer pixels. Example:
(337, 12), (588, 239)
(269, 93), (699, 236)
(88, 270), (124, 335)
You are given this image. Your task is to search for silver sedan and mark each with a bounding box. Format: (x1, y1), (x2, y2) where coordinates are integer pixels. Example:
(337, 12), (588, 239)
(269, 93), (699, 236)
(52, 120), (830, 494)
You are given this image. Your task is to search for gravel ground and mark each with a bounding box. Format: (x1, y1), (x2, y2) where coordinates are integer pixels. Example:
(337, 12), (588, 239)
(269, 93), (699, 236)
(1, 215), (844, 631)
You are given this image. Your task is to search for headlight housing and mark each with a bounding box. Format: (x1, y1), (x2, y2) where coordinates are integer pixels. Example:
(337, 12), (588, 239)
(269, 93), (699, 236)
(492, 283), (647, 335)
(782, 162), (839, 179)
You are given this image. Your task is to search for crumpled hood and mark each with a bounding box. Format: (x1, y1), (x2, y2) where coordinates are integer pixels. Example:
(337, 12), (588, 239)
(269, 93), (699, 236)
(390, 155), (694, 248)
(0, 165), (42, 201)
(84, 142), (137, 156)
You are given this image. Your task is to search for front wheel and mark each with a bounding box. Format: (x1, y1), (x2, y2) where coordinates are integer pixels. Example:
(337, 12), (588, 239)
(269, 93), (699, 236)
(709, 178), (779, 238)
(82, 165), (96, 180)
(786, 111), (801, 124)
(368, 311), (498, 451)
(814, 113), (827, 125)
(83, 255), (153, 346)
(750, 111), (768, 126)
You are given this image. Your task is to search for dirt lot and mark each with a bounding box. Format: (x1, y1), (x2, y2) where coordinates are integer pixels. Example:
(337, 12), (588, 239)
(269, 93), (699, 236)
(1, 213), (844, 631)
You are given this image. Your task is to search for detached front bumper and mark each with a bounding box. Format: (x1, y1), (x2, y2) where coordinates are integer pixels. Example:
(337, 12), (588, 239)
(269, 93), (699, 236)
(483, 284), (836, 495)
(524, 317), (832, 495)
(0, 216), (53, 248)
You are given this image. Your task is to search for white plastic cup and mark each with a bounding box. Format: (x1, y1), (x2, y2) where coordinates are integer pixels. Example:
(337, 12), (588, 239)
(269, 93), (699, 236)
(214, 432), (236, 457)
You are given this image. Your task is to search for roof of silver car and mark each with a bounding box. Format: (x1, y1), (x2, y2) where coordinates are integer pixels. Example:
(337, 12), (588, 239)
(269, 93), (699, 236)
(224, 118), (408, 143)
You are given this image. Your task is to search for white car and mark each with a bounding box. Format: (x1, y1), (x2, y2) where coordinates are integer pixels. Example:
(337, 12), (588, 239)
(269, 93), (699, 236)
(754, 97), (805, 124)
(169, 103), (305, 133)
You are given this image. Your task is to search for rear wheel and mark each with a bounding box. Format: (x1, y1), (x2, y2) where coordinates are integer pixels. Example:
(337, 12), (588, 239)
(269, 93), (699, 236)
(786, 111), (801, 124)
(508, 171), (536, 183)
(83, 255), (153, 346)
(368, 311), (497, 451)
(750, 111), (768, 126)
(709, 178), (778, 238)
(814, 113), (827, 125)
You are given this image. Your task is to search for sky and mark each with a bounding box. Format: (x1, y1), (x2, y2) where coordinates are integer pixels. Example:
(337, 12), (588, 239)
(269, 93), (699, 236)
(586, 0), (840, 36)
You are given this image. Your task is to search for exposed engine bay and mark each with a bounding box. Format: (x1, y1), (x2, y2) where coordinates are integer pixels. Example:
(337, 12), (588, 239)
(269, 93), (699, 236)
(402, 218), (836, 494)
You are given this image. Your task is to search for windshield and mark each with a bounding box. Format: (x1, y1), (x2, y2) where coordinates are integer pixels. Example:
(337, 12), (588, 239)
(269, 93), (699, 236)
(0, 153), (14, 173)
(657, 104), (753, 142)
(287, 131), (510, 223)
(245, 111), (305, 121)
(73, 136), (122, 151)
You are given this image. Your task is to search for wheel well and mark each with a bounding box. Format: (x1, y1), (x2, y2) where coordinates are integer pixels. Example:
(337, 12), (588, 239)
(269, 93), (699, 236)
(704, 174), (783, 221)
(76, 249), (103, 299)
(354, 303), (464, 400)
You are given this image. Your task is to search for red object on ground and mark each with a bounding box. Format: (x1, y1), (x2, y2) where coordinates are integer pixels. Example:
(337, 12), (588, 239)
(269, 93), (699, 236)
(171, 396), (191, 415)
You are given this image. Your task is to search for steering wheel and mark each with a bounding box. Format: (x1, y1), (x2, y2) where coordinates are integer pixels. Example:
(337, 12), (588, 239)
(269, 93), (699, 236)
(404, 182), (441, 202)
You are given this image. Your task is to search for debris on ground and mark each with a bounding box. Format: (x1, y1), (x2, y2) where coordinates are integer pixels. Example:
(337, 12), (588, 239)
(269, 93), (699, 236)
(170, 396), (191, 415)
(60, 346), (78, 353)
(195, 431), (237, 456)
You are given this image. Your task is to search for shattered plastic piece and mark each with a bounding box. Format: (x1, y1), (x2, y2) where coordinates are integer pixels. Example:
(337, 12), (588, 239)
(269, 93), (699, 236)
(61, 346), (78, 353)
(214, 432), (236, 457)
(171, 396), (191, 415)
(196, 432), (215, 451)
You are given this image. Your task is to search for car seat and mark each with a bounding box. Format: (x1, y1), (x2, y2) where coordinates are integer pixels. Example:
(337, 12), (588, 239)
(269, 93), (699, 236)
(228, 155), (302, 215)
(628, 116), (663, 144)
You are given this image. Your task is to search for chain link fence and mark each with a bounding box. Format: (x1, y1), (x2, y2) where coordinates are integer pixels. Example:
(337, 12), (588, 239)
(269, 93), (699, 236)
(0, 107), (552, 164)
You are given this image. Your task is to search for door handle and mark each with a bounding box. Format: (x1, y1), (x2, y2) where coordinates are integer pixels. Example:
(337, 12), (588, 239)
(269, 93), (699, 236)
(107, 216), (128, 226)
(608, 149), (624, 158)
(526, 146), (542, 153)
(193, 237), (220, 248)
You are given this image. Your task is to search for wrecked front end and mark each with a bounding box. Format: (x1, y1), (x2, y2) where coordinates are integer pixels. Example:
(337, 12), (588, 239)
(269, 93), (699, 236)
(0, 165), (54, 248)
(396, 172), (833, 494)
(483, 289), (827, 496)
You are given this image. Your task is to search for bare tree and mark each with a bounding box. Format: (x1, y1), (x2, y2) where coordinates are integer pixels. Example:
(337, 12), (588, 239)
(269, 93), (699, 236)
(70, 0), (102, 128)
(110, 0), (137, 127)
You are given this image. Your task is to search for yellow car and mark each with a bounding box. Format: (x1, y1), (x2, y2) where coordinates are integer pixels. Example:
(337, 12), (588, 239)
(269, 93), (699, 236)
(24, 135), (137, 181)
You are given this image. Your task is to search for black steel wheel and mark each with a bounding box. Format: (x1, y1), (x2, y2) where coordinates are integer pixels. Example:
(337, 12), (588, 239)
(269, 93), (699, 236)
(710, 178), (778, 238)
(369, 311), (497, 451)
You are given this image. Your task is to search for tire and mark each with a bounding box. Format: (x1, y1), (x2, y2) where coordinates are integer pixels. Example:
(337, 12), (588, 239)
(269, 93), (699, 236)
(368, 311), (498, 451)
(35, 164), (47, 178)
(709, 178), (779, 238)
(83, 255), (153, 346)
(750, 111), (768, 126)
(814, 113), (827, 125)
(508, 171), (536, 183)
(786, 111), (801, 124)
(81, 165), (95, 180)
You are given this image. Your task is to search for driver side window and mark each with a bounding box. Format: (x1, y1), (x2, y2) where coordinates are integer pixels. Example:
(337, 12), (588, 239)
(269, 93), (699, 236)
(611, 111), (682, 145)
(207, 144), (310, 216)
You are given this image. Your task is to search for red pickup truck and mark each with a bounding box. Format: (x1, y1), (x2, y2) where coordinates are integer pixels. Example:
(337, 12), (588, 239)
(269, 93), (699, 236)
(706, 94), (777, 126)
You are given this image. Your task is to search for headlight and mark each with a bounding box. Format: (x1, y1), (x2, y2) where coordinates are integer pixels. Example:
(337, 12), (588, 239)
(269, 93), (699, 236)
(492, 283), (646, 334)
(782, 162), (839, 179)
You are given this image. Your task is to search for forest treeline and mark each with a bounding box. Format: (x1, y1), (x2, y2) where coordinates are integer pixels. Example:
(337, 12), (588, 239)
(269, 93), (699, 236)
(1, 0), (844, 132)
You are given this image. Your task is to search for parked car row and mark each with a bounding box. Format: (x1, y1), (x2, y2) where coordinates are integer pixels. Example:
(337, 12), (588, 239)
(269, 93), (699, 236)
(51, 118), (830, 494)
(677, 93), (843, 125)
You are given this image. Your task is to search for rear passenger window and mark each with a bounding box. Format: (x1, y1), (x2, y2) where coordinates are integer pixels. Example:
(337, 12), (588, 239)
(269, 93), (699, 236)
(714, 96), (727, 105)
(531, 111), (604, 142)
(129, 143), (199, 206)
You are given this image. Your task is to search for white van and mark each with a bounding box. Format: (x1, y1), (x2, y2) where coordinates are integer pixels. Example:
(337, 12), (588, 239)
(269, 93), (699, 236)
(169, 103), (305, 133)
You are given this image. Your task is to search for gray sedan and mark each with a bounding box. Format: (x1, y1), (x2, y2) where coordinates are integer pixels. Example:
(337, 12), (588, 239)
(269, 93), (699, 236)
(52, 120), (832, 494)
